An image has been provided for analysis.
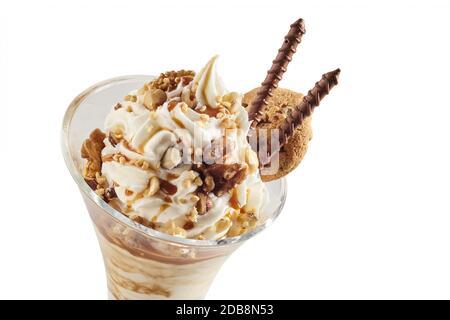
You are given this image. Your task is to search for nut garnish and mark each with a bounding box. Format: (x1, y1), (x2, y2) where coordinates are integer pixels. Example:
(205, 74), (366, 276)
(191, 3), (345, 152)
(194, 163), (247, 196)
(129, 213), (144, 224)
(144, 176), (160, 197)
(194, 177), (203, 186)
(182, 179), (191, 189)
(180, 103), (189, 113)
(196, 105), (207, 113)
(148, 70), (195, 92)
(162, 147), (182, 169)
(204, 176), (215, 193)
(215, 217), (231, 234)
(219, 117), (237, 129)
(160, 220), (187, 237)
(196, 192), (213, 215)
(143, 89), (167, 110)
(220, 92), (241, 113)
(187, 207), (198, 223)
(137, 86), (147, 95)
(124, 95), (137, 102)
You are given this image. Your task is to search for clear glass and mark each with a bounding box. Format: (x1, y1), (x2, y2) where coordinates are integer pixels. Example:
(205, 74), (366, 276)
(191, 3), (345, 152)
(61, 75), (287, 300)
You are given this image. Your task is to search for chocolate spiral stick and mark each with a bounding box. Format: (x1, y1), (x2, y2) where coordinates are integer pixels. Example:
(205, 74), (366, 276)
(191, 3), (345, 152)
(277, 68), (340, 149)
(248, 18), (306, 127)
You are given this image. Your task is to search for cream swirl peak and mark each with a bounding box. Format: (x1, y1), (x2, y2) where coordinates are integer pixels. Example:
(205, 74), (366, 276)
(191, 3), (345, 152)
(194, 55), (227, 109)
(81, 57), (268, 240)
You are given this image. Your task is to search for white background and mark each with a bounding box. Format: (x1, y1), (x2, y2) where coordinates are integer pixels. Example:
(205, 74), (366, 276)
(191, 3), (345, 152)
(1, 0), (450, 299)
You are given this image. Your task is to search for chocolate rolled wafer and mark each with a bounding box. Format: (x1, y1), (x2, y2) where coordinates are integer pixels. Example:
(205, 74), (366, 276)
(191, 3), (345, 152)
(244, 69), (340, 181)
(247, 18), (306, 126)
(277, 69), (340, 149)
(244, 88), (312, 182)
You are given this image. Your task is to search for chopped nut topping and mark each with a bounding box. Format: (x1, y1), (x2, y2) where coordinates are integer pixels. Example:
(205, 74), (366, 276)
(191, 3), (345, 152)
(194, 163), (247, 196)
(219, 117), (237, 129)
(194, 177), (203, 187)
(182, 179), (191, 189)
(181, 76), (194, 85)
(180, 103), (189, 113)
(114, 103), (122, 110)
(129, 213), (144, 224)
(219, 92), (241, 113)
(196, 192), (213, 215)
(216, 112), (224, 119)
(144, 176), (160, 197)
(187, 207), (198, 223)
(137, 86), (147, 95)
(159, 220), (187, 237)
(204, 176), (215, 193)
(124, 95), (137, 102)
(143, 89), (167, 110)
(216, 217), (231, 234)
(190, 195), (200, 203)
(197, 105), (207, 112)
(148, 70), (195, 92)
(162, 147), (182, 170)
(141, 161), (150, 170)
(95, 172), (107, 186)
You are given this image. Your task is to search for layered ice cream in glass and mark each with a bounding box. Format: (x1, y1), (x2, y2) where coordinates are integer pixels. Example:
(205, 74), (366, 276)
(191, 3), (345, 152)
(62, 57), (286, 299)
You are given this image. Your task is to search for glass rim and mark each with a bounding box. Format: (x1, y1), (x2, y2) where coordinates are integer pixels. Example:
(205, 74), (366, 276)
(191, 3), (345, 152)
(61, 75), (287, 248)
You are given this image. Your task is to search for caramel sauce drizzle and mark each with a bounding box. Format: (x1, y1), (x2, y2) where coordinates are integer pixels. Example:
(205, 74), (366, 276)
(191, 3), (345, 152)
(229, 188), (241, 210)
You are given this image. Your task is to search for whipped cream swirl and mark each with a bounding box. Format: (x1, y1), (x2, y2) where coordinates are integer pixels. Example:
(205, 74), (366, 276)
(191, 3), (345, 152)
(100, 57), (267, 239)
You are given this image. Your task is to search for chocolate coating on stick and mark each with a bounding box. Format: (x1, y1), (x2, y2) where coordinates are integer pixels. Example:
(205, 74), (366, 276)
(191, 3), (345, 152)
(278, 69), (340, 148)
(248, 18), (306, 126)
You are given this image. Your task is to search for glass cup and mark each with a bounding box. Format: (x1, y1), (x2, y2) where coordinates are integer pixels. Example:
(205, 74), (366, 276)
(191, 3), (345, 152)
(61, 76), (287, 300)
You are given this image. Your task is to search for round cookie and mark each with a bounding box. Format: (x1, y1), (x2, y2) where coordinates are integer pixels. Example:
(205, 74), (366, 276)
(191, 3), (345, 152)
(243, 88), (313, 182)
